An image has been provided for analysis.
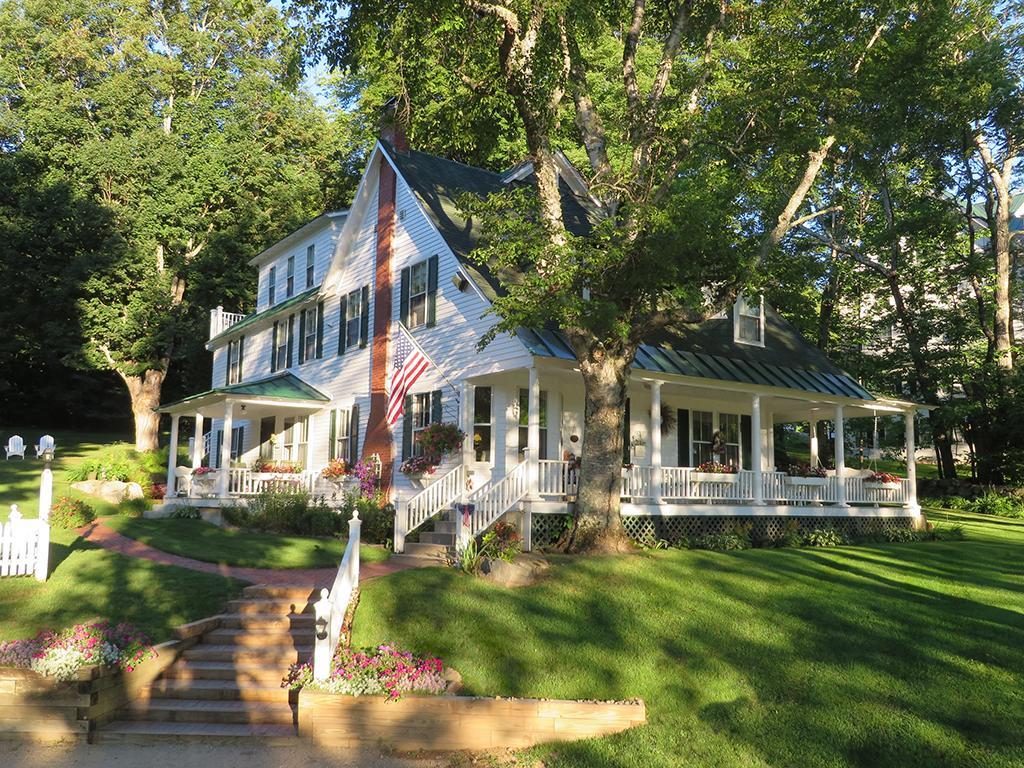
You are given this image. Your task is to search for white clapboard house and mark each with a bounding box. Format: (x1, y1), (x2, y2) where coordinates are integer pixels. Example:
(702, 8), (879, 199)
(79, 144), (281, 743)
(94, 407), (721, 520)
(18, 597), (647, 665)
(159, 131), (925, 551)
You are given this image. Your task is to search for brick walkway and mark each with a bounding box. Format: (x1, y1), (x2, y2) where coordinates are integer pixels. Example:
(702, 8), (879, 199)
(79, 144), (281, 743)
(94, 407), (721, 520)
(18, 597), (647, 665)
(77, 520), (416, 587)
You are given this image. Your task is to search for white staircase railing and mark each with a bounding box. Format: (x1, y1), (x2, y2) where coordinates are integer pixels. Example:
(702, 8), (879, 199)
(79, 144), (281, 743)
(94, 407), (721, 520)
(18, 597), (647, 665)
(464, 461), (529, 540)
(395, 464), (465, 552)
(313, 512), (361, 681)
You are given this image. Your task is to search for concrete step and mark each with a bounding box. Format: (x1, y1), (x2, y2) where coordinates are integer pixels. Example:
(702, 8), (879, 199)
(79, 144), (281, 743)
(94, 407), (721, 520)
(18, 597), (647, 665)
(225, 599), (314, 616)
(434, 520), (456, 534)
(218, 613), (315, 631)
(143, 678), (294, 703)
(204, 628), (310, 647)
(242, 585), (318, 601)
(183, 645), (310, 664)
(124, 698), (295, 725)
(162, 661), (290, 685)
(401, 541), (450, 558)
(419, 531), (455, 545)
(94, 720), (297, 744)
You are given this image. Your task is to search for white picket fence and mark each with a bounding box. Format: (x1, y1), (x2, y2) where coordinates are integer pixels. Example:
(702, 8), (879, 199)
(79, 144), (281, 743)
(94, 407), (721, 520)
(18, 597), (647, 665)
(0, 505), (49, 581)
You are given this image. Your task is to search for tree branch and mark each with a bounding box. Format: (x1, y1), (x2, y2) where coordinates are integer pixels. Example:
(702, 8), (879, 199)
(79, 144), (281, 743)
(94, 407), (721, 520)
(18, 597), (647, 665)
(622, 0), (645, 117)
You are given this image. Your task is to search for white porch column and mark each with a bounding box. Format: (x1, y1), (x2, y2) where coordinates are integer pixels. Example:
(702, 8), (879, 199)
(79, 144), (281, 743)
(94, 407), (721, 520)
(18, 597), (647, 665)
(905, 409), (918, 509)
(751, 394), (764, 505)
(834, 404), (848, 507)
(650, 381), (663, 503)
(191, 413), (204, 470)
(766, 410), (775, 470)
(461, 380), (474, 470)
(809, 418), (819, 468)
(219, 401), (234, 498)
(165, 414), (180, 499)
(527, 367), (540, 499)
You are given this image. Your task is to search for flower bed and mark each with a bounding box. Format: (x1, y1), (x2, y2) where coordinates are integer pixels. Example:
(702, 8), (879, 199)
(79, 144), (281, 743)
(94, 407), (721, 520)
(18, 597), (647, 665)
(0, 621), (155, 682)
(284, 643), (448, 699)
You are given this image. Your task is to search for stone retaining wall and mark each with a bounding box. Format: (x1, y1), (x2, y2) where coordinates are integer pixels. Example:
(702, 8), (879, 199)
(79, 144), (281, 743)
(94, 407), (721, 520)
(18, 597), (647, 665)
(0, 615), (218, 742)
(298, 690), (646, 751)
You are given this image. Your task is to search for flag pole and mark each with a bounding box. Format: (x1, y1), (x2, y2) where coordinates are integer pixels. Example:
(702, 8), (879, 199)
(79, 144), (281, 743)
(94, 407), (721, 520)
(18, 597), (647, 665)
(395, 321), (462, 404)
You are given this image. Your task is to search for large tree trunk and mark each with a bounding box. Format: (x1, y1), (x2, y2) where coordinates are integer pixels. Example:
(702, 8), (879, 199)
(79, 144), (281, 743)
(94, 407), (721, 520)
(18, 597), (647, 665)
(124, 369), (167, 452)
(569, 350), (632, 552)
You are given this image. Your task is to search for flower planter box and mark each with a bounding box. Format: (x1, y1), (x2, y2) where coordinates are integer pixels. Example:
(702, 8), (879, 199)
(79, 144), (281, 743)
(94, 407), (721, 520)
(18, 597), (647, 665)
(863, 481), (902, 491)
(297, 689), (646, 751)
(785, 476), (828, 487)
(694, 472), (739, 483)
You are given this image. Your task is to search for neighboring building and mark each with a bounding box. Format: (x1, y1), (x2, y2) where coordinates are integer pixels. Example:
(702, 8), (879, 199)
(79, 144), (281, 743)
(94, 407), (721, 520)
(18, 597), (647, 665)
(159, 134), (925, 551)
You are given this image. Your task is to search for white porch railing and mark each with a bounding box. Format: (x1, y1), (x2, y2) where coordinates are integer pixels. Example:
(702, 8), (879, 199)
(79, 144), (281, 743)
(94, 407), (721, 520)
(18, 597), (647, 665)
(1, 506), (49, 581)
(209, 306), (246, 339)
(226, 468), (318, 496)
(465, 460), (529, 537)
(312, 512), (361, 681)
(535, 461), (910, 507)
(394, 464), (465, 551)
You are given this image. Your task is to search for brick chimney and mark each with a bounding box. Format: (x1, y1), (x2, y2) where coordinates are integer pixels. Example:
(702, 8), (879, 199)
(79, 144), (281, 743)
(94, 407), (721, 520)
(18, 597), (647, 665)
(379, 96), (408, 153)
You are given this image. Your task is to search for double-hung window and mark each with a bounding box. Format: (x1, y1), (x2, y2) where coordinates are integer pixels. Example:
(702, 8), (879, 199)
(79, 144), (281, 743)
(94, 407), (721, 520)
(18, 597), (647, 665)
(692, 411), (714, 466)
(335, 409), (351, 462)
(734, 294), (764, 346)
(411, 393), (433, 456)
(230, 426), (245, 462)
(282, 416), (307, 464)
(305, 245), (315, 288)
(273, 320), (289, 371)
(286, 255), (295, 298)
(226, 337), (244, 385)
(517, 389), (548, 460)
(691, 411), (741, 468)
(302, 306), (318, 362)
(472, 387), (492, 462)
(329, 406), (360, 463)
(407, 260), (428, 328)
(345, 289), (363, 349)
(268, 266), (276, 306)
(719, 413), (740, 467)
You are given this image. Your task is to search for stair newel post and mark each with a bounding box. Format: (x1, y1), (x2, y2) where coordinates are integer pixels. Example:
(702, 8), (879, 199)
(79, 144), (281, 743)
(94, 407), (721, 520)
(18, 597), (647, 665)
(312, 588), (332, 682)
(393, 491), (407, 553)
(348, 511), (362, 584)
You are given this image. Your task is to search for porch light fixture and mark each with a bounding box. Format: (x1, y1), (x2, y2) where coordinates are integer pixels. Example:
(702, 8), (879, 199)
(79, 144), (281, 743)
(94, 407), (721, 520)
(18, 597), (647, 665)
(315, 615), (328, 641)
(240, 404), (247, 414)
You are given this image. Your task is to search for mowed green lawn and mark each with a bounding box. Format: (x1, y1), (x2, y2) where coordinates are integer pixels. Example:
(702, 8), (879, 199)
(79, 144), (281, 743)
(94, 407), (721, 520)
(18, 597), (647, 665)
(355, 510), (1024, 768)
(0, 429), (242, 642)
(103, 516), (390, 569)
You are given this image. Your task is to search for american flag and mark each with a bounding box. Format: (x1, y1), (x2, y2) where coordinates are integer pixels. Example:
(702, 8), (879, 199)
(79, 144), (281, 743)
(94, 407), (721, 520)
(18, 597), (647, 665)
(386, 325), (431, 425)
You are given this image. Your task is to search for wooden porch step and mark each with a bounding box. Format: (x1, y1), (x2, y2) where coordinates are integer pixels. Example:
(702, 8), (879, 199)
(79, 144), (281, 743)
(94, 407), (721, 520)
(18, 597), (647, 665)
(419, 531), (455, 545)
(163, 661), (290, 685)
(124, 698), (295, 725)
(225, 598), (314, 616)
(242, 585), (318, 601)
(204, 628), (310, 647)
(142, 678), (294, 702)
(183, 644), (310, 664)
(217, 613), (315, 631)
(93, 720), (297, 744)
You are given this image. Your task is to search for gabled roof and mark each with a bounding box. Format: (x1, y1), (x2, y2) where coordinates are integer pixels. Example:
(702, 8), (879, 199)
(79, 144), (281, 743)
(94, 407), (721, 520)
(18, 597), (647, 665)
(248, 210), (349, 266)
(159, 373), (330, 413)
(207, 286), (319, 347)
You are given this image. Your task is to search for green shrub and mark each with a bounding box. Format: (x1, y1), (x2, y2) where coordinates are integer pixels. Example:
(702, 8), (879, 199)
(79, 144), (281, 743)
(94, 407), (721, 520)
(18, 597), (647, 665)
(221, 504), (251, 528)
(930, 522), (966, 540)
(966, 492), (1024, 518)
(353, 496), (395, 545)
(881, 526), (917, 543)
(304, 507), (341, 537)
(690, 532), (750, 551)
(49, 497), (95, 529)
(169, 506), (201, 520)
(65, 445), (169, 493)
(242, 491), (339, 536)
(805, 527), (845, 547)
(118, 498), (150, 518)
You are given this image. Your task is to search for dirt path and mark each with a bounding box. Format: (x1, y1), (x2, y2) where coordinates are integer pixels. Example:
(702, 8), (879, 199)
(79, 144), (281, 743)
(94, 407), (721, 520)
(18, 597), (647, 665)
(77, 520), (416, 587)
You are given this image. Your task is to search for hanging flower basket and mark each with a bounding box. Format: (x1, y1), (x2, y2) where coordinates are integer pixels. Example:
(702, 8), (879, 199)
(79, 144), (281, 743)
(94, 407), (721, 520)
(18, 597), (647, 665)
(693, 462), (739, 483)
(786, 476), (828, 487)
(785, 462), (828, 486)
(864, 471), (902, 491)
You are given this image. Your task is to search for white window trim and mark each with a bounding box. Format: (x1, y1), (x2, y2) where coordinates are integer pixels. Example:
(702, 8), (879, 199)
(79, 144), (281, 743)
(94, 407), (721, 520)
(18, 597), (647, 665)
(226, 339), (242, 385)
(471, 386), (493, 465)
(407, 259), (429, 329)
(305, 244), (315, 288)
(689, 410), (743, 468)
(303, 306), (318, 362)
(268, 266), (277, 306)
(411, 392), (433, 457)
(345, 288), (363, 349)
(733, 294), (765, 347)
(286, 255), (295, 298)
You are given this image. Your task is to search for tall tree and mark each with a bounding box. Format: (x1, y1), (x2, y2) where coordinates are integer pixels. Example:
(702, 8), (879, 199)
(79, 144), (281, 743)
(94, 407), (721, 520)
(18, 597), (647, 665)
(304, 0), (996, 548)
(0, 0), (338, 449)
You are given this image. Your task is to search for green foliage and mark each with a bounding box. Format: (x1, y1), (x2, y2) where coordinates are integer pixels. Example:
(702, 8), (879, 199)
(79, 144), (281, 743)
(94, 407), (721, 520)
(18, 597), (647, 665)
(481, 520), (523, 563)
(168, 506), (201, 520)
(243, 491), (343, 537)
(454, 538), (485, 575)
(804, 527), (846, 548)
(352, 496), (395, 546)
(117, 497), (150, 518)
(65, 444), (161, 488)
(966, 492), (1024, 519)
(48, 497), (95, 529)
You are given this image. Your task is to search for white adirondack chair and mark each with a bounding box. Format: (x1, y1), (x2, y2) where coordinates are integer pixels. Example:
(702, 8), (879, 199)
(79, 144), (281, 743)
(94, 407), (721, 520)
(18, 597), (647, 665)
(4, 435), (25, 460)
(34, 435), (55, 458)
(174, 466), (192, 497)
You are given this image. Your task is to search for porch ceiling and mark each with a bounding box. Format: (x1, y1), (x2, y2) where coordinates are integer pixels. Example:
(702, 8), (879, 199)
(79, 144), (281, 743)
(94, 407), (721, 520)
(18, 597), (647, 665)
(158, 372), (329, 417)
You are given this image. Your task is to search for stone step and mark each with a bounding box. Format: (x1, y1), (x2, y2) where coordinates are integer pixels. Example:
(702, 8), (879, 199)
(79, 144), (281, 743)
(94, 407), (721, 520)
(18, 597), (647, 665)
(183, 645), (310, 664)
(218, 613), (315, 631)
(94, 720), (297, 744)
(225, 599), (314, 616)
(401, 542), (450, 558)
(434, 520), (456, 534)
(419, 531), (455, 545)
(124, 698), (295, 725)
(204, 628), (310, 647)
(162, 661), (290, 685)
(242, 585), (318, 601)
(143, 678), (294, 702)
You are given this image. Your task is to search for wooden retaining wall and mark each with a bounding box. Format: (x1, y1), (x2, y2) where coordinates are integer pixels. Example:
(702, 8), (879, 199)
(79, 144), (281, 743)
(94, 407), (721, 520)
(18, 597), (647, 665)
(0, 615), (219, 742)
(298, 690), (646, 751)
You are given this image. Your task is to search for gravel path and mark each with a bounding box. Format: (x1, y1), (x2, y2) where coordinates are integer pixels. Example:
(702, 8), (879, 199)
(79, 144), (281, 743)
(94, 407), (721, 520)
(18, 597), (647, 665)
(76, 520), (415, 587)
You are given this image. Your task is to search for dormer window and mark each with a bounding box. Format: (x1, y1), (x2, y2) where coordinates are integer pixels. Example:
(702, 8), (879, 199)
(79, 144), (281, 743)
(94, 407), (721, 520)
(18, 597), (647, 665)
(734, 295), (764, 347)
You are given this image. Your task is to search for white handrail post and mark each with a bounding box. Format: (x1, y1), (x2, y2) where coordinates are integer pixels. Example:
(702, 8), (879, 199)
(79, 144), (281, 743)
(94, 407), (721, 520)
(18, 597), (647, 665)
(312, 588), (332, 681)
(650, 380), (663, 503)
(34, 518), (49, 582)
(834, 405), (848, 507)
(905, 409), (918, 511)
(527, 366), (540, 500)
(393, 492), (407, 553)
(38, 451), (53, 522)
(348, 511), (362, 584)
(166, 413), (180, 499)
(751, 393), (764, 505)
(809, 417), (819, 468)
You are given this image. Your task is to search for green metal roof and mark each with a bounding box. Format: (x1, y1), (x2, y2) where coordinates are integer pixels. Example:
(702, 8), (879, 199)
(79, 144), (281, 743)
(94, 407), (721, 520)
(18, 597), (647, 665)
(208, 287), (320, 346)
(159, 373), (330, 411)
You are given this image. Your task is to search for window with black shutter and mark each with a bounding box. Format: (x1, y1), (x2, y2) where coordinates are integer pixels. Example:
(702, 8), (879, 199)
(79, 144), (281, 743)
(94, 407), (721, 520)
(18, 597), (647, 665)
(401, 256), (438, 329)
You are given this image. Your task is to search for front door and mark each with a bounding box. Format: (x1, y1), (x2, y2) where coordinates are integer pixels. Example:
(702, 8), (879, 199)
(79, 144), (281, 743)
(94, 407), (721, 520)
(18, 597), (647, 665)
(259, 417), (275, 459)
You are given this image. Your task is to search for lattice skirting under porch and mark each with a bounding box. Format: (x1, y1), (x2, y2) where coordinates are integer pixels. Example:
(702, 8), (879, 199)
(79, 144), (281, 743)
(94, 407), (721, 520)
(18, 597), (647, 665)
(530, 513), (916, 548)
